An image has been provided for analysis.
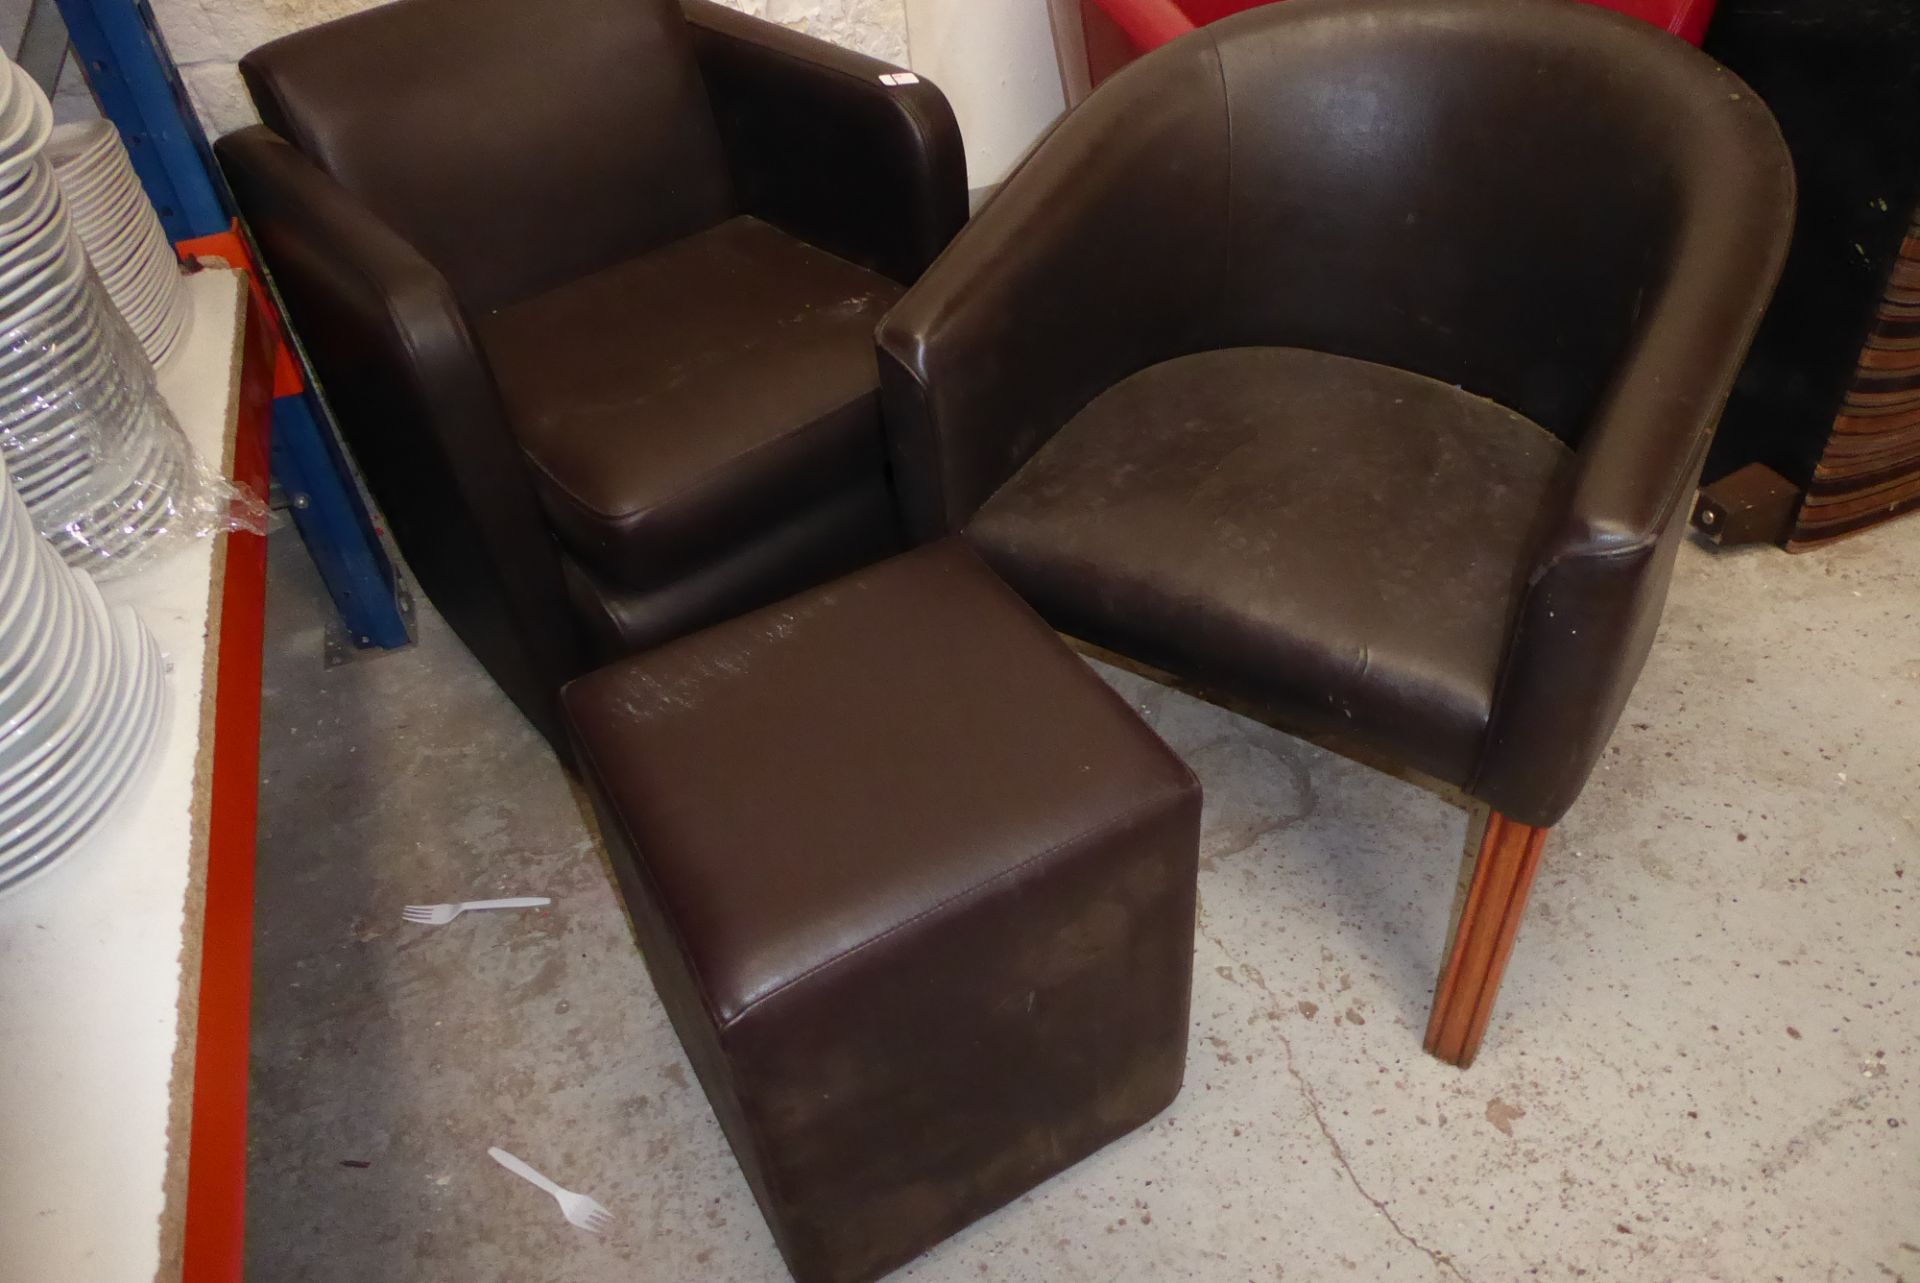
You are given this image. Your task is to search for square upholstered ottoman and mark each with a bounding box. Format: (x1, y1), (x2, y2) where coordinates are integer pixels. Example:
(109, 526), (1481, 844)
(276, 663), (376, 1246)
(562, 538), (1200, 1283)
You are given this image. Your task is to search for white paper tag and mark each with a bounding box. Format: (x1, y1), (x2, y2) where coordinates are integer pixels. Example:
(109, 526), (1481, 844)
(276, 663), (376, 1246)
(878, 71), (921, 87)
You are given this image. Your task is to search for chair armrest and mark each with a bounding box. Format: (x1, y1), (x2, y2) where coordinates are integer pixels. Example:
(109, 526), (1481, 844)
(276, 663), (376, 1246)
(680, 0), (966, 285)
(875, 38), (1233, 539)
(216, 125), (583, 742)
(1471, 171), (1795, 826)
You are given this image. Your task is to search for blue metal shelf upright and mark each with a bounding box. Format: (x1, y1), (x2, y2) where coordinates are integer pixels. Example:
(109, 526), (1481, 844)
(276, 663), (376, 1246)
(49, 0), (412, 652)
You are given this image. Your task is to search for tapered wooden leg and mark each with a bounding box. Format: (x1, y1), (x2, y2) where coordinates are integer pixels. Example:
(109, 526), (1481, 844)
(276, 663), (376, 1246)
(1424, 812), (1550, 1068)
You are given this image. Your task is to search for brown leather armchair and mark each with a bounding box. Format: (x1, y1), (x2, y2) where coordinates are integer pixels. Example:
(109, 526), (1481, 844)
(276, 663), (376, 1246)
(217, 0), (966, 747)
(879, 0), (1794, 1066)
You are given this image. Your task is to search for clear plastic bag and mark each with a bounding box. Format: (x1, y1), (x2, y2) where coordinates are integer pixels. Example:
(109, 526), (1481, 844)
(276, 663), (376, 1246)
(0, 157), (266, 580)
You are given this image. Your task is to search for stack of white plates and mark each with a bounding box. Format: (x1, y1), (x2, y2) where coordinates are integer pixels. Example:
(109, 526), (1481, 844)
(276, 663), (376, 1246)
(45, 119), (189, 370)
(0, 452), (166, 893)
(0, 55), (194, 575)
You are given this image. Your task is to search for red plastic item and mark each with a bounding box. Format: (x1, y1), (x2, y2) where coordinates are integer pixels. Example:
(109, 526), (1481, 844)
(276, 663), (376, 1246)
(176, 283), (276, 1283)
(1068, 0), (1716, 97)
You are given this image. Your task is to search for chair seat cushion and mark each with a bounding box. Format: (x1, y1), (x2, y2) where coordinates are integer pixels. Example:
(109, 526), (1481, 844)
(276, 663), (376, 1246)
(559, 475), (903, 661)
(966, 346), (1573, 786)
(477, 215), (902, 589)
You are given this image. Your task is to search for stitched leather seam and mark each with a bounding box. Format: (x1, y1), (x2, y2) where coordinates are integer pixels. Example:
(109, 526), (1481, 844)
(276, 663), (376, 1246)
(376, 259), (483, 443)
(516, 379), (877, 535)
(720, 789), (1184, 1030)
(1638, 425), (1722, 553)
(1529, 520), (1662, 580)
(1208, 30), (1235, 343)
(568, 723), (736, 1035)
(1467, 536), (1649, 800)
(1524, 405), (1722, 581)
(565, 717), (798, 1229)
(1472, 371), (1738, 801)
(247, 74), (307, 163)
(880, 352), (956, 534)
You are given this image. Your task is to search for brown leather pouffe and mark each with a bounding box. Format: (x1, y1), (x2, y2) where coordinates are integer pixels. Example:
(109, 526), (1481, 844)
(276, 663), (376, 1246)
(562, 538), (1200, 1283)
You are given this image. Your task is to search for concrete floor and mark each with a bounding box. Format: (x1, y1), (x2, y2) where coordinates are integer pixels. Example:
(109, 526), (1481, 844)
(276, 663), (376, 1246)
(248, 520), (1919, 1283)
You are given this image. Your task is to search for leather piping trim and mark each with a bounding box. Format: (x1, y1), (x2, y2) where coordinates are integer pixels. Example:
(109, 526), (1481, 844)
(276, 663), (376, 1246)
(245, 75), (346, 204)
(512, 381), (880, 562)
(563, 719), (804, 1258)
(240, 73), (302, 160)
(1468, 331), (1752, 800)
(1207, 28), (1236, 344)
(883, 352), (955, 534)
(1464, 533), (1651, 795)
(719, 788), (1187, 1030)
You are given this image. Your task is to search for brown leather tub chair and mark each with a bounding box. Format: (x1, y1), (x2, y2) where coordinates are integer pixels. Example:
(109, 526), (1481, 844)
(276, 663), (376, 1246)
(879, 0), (1794, 1066)
(217, 0), (965, 747)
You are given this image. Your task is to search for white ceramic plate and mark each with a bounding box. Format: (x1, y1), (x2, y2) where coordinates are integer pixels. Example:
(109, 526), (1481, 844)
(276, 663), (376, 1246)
(0, 519), (67, 701)
(65, 165), (140, 222)
(0, 302), (108, 395)
(45, 124), (124, 182)
(0, 254), (92, 352)
(0, 65), (46, 158)
(10, 460), (96, 515)
(0, 508), (68, 677)
(62, 431), (178, 539)
(107, 252), (175, 316)
(0, 610), (165, 892)
(0, 211), (80, 292)
(88, 215), (151, 273)
(0, 571), (110, 791)
(0, 234), (86, 322)
(52, 471), (184, 565)
(0, 54), (17, 125)
(0, 164), (59, 244)
(51, 146), (136, 217)
(147, 296), (191, 370)
(0, 68), (52, 188)
(44, 119), (116, 169)
(55, 160), (134, 220)
(0, 609), (128, 832)
(0, 580), (73, 738)
(0, 644), (161, 890)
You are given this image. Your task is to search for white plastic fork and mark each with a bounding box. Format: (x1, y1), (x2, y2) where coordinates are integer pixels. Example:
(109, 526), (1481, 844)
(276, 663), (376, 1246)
(488, 1147), (614, 1233)
(401, 897), (551, 925)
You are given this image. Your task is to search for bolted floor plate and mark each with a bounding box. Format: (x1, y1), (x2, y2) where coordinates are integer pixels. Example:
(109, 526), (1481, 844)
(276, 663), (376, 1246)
(323, 584), (418, 668)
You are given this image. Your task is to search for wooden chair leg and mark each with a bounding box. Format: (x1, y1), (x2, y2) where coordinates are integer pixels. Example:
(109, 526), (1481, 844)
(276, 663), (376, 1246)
(1424, 811), (1550, 1068)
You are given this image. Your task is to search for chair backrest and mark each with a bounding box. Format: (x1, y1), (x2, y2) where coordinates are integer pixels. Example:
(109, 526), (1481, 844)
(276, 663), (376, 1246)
(1179, 0), (1783, 446)
(240, 0), (734, 312)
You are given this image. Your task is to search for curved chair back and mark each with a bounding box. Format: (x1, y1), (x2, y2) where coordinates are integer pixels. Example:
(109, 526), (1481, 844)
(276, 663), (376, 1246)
(1131, 0), (1789, 445)
(241, 0), (733, 312)
(882, 0), (1792, 529)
